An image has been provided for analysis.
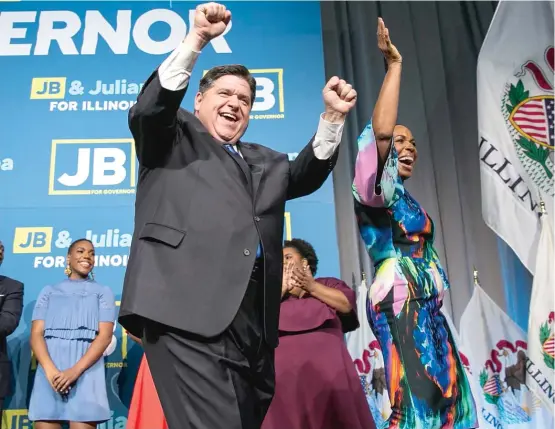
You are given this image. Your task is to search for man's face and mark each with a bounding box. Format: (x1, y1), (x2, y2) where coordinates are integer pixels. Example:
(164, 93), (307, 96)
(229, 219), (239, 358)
(194, 75), (252, 144)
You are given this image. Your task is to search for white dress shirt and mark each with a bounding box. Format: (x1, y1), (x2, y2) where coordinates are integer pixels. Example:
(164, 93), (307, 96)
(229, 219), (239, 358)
(157, 41), (344, 160)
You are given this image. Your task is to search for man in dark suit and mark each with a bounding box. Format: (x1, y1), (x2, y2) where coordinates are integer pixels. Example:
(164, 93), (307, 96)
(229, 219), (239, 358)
(0, 241), (23, 419)
(119, 3), (357, 428)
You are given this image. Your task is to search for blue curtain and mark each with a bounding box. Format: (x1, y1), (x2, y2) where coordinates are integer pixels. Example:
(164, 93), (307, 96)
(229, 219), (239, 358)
(497, 238), (533, 332)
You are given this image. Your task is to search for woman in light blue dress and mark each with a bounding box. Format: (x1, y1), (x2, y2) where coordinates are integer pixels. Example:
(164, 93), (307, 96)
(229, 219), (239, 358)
(29, 238), (115, 429)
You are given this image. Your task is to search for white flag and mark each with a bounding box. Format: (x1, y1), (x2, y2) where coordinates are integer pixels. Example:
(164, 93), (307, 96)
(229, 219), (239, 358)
(460, 284), (554, 428)
(527, 211), (555, 411)
(345, 277), (391, 426)
(477, 0), (554, 273)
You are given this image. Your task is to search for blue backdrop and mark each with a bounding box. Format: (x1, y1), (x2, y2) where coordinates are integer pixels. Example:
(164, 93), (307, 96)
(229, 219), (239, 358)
(0, 2), (338, 426)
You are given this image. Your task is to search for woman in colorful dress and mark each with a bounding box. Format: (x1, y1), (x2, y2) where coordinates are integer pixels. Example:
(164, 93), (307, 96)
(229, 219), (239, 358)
(352, 19), (478, 429)
(261, 239), (376, 429)
(29, 239), (115, 429)
(126, 332), (168, 429)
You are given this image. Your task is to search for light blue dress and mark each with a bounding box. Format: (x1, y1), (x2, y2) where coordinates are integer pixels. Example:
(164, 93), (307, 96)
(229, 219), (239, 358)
(28, 279), (115, 422)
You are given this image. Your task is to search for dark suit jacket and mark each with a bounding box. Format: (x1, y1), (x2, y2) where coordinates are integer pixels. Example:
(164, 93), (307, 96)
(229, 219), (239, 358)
(0, 275), (23, 398)
(119, 70), (338, 347)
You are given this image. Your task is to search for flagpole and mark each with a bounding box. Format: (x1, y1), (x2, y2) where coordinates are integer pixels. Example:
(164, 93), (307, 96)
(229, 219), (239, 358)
(473, 267), (479, 286)
(539, 198), (546, 216)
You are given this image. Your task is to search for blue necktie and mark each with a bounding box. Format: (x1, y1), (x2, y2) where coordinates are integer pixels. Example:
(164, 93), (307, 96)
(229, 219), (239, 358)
(223, 144), (262, 258)
(223, 144), (240, 156)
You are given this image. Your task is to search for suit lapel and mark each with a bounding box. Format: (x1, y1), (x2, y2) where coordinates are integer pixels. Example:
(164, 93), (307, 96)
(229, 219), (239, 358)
(238, 143), (265, 202)
(0, 276), (7, 298)
(185, 112), (253, 195)
(222, 145), (253, 196)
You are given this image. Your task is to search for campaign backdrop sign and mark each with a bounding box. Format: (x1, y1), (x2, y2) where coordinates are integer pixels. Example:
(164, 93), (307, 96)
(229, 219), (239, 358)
(0, 1), (337, 425)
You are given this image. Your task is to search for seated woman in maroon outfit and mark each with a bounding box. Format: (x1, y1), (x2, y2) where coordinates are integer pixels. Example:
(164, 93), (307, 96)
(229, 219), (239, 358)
(262, 239), (376, 429)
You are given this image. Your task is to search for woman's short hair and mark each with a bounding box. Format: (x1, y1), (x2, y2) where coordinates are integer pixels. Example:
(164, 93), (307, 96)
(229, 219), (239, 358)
(284, 238), (318, 275)
(67, 238), (94, 254)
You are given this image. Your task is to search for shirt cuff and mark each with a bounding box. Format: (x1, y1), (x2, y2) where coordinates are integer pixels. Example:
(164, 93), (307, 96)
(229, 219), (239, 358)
(312, 113), (345, 160)
(157, 40), (201, 91)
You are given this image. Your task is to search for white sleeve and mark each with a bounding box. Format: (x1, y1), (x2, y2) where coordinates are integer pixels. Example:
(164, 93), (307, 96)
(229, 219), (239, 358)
(312, 114), (345, 160)
(157, 41), (201, 91)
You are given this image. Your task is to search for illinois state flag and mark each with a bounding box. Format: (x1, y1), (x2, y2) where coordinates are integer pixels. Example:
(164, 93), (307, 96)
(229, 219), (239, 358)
(345, 277), (391, 426)
(460, 284), (553, 428)
(477, 0), (554, 273)
(527, 210), (555, 412)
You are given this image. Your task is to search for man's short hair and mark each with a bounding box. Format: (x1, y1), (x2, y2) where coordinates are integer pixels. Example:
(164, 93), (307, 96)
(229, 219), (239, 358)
(199, 65), (257, 106)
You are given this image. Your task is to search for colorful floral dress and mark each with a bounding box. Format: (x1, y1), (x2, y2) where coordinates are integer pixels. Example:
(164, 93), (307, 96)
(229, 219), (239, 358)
(352, 121), (478, 429)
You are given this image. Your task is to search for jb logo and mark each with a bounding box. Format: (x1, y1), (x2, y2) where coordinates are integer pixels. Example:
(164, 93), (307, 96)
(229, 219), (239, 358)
(12, 227), (53, 254)
(250, 69), (284, 118)
(254, 76), (277, 111)
(38, 81), (61, 95)
(30, 78), (66, 99)
(58, 148), (127, 187)
(48, 139), (136, 196)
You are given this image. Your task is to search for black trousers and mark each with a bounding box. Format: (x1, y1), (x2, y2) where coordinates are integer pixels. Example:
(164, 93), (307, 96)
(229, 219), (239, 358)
(143, 260), (275, 429)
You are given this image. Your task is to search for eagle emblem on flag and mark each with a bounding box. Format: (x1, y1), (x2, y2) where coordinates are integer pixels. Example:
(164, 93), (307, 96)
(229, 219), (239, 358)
(478, 339), (543, 425)
(353, 340), (390, 426)
(503, 46), (554, 198)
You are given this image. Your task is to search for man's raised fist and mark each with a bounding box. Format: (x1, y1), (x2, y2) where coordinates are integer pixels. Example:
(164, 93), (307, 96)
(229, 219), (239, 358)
(193, 3), (231, 42)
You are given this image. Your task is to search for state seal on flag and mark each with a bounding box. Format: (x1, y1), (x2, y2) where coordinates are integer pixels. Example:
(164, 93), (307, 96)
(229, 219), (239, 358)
(478, 339), (543, 424)
(503, 46), (554, 198)
(539, 311), (555, 370)
(353, 340), (389, 427)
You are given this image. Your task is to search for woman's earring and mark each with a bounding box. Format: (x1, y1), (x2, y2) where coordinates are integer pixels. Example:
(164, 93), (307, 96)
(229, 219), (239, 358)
(64, 265), (71, 277)
(89, 271), (95, 280)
